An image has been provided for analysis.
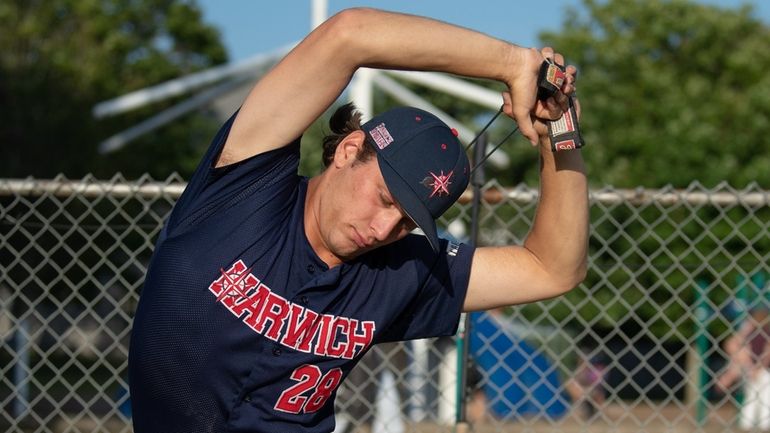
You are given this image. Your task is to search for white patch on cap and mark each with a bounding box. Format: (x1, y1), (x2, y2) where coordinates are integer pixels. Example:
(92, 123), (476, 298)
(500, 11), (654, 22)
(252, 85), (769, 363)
(369, 123), (394, 149)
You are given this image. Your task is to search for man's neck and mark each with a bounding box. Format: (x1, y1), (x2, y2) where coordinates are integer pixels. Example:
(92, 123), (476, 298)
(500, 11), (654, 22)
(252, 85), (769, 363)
(305, 176), (343, 268)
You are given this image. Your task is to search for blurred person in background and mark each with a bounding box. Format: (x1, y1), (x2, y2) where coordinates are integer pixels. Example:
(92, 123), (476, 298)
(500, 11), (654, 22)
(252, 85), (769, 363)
(717, 303), (770, 430)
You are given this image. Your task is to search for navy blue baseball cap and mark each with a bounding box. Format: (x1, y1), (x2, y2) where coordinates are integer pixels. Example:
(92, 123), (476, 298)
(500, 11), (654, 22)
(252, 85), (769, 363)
(362, 107), (470, 252)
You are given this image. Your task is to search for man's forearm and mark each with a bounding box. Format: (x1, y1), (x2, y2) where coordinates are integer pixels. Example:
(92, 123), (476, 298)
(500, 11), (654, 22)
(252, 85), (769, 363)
(343, 8), (522, 85)
(524, 143), (589, 290)
(340, 8), (543, 143)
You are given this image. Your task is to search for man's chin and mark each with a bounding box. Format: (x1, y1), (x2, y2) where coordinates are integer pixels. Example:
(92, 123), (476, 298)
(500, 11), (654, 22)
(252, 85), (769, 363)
(332, 244), (373, 262)
(326, 244), (357, 263)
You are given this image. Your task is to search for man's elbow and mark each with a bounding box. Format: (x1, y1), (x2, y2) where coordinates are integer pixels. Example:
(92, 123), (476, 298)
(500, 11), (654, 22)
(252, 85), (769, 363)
(323, 8), (378, 46)
(312, 8), (368, 56)
(570, 259), (589, 290)
(550, 262), (587, 296)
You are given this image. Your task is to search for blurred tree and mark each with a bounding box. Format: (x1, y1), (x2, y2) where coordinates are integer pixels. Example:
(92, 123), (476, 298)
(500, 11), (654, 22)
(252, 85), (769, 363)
(541, 0), (770, 188)
(515, 0), (770, 342)
(0, 0), (227, 178)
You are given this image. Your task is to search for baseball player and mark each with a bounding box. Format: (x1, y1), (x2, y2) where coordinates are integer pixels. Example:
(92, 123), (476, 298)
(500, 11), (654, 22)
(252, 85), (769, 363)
(128, 8), (586, 432)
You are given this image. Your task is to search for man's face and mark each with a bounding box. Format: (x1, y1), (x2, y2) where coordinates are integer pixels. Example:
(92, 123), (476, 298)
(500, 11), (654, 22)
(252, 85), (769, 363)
(319, 157), (416, 261)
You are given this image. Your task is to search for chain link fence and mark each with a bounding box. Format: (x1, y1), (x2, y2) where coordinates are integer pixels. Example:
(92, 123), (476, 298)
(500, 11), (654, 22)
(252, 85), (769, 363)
(1, 176), (769, 432)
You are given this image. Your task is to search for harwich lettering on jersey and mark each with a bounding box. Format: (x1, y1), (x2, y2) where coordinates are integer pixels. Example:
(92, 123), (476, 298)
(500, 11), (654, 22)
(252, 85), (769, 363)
(208, 260), (375, 360)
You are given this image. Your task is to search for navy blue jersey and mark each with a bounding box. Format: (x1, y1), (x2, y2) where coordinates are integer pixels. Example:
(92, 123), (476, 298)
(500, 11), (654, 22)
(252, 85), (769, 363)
(128, 112), (475, 433)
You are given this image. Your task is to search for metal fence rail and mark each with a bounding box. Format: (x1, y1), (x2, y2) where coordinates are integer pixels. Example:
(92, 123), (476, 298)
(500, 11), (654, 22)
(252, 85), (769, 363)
(1, 176), (769, 432)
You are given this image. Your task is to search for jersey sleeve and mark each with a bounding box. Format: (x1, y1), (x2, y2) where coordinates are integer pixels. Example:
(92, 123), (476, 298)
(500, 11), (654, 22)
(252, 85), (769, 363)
(378, 236), (475, 342)
(163, 110), (301, 237)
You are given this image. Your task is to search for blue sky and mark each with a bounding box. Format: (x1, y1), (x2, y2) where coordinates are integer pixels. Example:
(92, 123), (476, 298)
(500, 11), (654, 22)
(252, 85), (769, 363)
(197, 0), (769, 63)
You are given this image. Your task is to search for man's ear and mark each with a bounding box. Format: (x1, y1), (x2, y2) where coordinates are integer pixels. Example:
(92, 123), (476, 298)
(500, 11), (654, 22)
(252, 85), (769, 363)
(332, 130), (367, 168)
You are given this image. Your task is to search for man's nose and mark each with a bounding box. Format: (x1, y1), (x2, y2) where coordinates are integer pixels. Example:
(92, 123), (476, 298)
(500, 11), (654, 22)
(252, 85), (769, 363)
(371, 210), (403, 241)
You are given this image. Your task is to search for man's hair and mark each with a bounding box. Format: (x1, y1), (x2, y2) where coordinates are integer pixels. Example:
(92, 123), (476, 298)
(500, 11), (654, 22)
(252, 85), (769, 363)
(321, 102), (376, 167)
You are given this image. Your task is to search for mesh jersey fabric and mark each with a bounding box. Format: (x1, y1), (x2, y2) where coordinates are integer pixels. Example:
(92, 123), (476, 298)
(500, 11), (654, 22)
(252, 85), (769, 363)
(128, 111), (475, 432)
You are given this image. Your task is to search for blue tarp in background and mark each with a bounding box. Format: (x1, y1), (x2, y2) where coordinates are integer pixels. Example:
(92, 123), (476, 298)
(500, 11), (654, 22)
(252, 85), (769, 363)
(469, 311), (571, 420)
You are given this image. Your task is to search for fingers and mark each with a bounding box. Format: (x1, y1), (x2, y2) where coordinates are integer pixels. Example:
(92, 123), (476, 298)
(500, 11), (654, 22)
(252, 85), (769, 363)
(501, 91), (512, 116)
(541, 47), (574, 85)
(540, 47), (561, 66)
(506, 47), (542, 145)
(540, 46), (578, 112)
(562, 65), (577, 95)
(514, 106), (538, 146)
(563, 65), (578, 97)
(504, 46), (579, 146)
(504, 91), (541, 146)
(504, 91), (550, 143)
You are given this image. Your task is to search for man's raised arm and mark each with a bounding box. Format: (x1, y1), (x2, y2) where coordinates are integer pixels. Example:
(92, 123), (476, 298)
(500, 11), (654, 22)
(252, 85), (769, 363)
(464, 48), (588, 311)
(218, 7), (545, 167)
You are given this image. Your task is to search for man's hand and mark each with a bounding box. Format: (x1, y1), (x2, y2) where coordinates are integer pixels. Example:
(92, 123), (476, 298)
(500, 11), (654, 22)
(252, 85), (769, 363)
(504, 47), (542, 145)
(503, 47), (579, 145)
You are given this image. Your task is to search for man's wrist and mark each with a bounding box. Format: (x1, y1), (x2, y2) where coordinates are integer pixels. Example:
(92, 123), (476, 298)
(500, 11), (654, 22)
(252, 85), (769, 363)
(503, 45), (537, 86)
